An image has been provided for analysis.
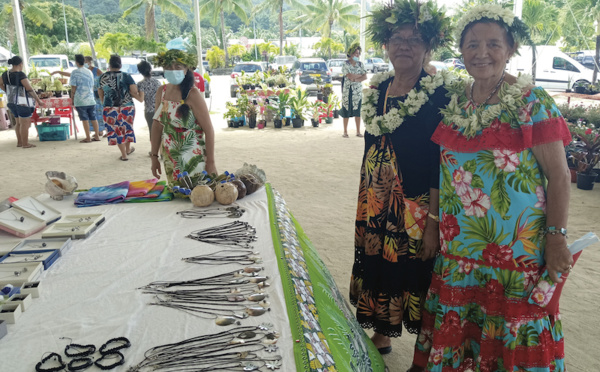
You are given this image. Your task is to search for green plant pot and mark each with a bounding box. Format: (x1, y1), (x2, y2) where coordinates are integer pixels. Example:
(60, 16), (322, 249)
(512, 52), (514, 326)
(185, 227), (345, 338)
(577, 172), (596, 190)
(325, 117), (334, 124)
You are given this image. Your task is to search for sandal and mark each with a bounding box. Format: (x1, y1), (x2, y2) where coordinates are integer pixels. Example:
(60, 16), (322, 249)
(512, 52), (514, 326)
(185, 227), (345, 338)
(92, 137), (101, 141)
(119, 156), (128, 161)
(342, 133), (349, 138)
(22, 144), (36, 148)
(127, 147), (136, 155)
(356, 133), (364, 137)
(80, 139), (92, 143)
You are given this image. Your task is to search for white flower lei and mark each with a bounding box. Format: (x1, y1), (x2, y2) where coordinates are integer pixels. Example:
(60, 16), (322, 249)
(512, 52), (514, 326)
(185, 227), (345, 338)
(440, 74), (533, 139)
(362, 70), (454, 136)
(455, 4), (515, 41)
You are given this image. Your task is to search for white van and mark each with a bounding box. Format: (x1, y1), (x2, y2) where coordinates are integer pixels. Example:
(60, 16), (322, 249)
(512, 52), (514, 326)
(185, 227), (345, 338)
(273, 55), (297, 71)
(29, 54), (76, 75)
(506, 46), (593, 90)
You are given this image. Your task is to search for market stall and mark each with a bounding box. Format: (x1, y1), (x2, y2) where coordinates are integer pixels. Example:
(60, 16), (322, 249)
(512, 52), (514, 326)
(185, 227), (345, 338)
(0, 184), (385, 371)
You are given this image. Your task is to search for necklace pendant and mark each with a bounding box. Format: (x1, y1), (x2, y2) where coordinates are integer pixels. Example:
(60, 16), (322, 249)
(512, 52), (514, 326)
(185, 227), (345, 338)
(215, 316), (239, 326)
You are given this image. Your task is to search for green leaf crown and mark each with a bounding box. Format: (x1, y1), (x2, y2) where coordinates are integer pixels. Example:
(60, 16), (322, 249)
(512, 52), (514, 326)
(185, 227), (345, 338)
(155, 49), (198, 68)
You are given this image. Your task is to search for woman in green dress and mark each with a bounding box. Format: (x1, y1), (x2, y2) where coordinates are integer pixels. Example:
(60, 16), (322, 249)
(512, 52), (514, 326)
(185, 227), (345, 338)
(150, 50), (217, 191)
(340, 42), (367, 138)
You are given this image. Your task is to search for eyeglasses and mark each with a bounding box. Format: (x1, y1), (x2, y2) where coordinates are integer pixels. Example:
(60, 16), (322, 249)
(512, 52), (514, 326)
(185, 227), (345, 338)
(388, 36), (423, 47)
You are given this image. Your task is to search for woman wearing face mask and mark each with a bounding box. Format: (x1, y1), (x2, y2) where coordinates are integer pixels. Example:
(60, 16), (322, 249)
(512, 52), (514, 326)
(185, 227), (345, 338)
(99, 54), (144, 161)
(340, 42), (367, 138)
(150, 49), (217, 193)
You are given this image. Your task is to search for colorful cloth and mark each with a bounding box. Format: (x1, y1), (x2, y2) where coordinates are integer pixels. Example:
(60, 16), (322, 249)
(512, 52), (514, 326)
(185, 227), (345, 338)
(126, 178), (158, 197)
(152, 88), (206, 187)
(104, 106), (136, 145)
(137, 77), (161, 113)
(124, 181), (173, 203)
(69, 67), (96, 107)
(413, 87), (572, 371)
(350, 73), (448, 338)
(99, 71), (136, 107)
(74, 181), (130, 207)
(341, 60), (366, 116)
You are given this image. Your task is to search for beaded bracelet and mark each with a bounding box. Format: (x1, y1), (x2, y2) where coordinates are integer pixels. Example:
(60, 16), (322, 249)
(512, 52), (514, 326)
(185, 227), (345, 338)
(543, 226), (568, 238)
(67, 357), (94, 371)
(35, 353), (66, 372)
(94, 351), (125, 370)
(99, 337), (131, 355)
(64, 343), (96, 358)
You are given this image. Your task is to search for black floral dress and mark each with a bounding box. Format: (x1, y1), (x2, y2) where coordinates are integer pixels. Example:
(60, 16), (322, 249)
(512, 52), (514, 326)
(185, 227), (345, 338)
(349, 72), (449, 337)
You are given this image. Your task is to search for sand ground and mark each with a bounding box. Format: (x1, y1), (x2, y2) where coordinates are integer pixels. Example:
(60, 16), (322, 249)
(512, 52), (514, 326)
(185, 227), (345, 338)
(0, 86), (598, 371)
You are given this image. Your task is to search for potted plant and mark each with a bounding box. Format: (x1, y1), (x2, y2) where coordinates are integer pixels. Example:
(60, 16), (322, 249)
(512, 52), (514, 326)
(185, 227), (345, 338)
(314, 76), (324, 101)
(257, 112), (266, 129)
(566, 76), (573, 93)
(235, 94), (249, 126)
(574, 81), (588, 94)
(569, 123), (600, 190)
(321, 83), (333, 103)
(310, 101), (322, 127)
(246, 103), (258, 128)
(329, 94), (341, 118)
(276, 91), (290, 127)
(52, 79), (64, 97)
(289, 88), (309, 128)
(275, 74), (288, 88)
(223, 102), (240, 128)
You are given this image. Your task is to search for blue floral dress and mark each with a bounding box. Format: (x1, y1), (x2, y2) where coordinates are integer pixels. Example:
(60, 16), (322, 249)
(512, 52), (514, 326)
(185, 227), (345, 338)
(413, 86), (572, 371)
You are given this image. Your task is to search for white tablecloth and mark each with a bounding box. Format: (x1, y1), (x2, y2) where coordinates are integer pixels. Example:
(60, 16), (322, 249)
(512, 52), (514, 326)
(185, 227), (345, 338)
(0, 188), (296, 370)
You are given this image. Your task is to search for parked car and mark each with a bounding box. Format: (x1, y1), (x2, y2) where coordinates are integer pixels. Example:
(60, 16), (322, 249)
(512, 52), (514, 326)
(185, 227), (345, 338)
(364, 57), (389, 73)
(230, 62), (264, 97)
(29, 54), (76, 75)
(571, 51), (596, 70)
(120, 57), (144, 83)
(290, 58), (331, 94)
(443, 58), (465, 70)
(327, 58), (346, 81)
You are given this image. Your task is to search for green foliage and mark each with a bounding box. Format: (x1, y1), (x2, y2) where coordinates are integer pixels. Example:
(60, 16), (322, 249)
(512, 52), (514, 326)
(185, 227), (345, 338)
(313, 37), (344, 60)
(288, 87), (309, 120)
(293, 0), (359, 39)
(206, 46), (225, 69)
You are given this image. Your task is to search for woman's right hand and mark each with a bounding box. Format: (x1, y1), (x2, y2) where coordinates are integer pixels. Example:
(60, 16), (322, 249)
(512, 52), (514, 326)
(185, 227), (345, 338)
(151, 157), (162, 179)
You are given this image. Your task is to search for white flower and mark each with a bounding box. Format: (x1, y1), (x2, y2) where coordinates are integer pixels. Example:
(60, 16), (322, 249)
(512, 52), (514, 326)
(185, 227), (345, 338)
(419, 7), (433, 23)
(455, 4), (516, 41)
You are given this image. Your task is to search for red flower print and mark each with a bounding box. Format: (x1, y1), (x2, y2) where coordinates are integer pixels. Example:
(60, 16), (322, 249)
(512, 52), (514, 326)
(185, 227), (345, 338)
(451, 166), (472, 197)
(440, 212), (460, 242)
(539, 329), (554, 347)
(460, 188), (491, 217)
(108, 139), (117, 145)
(484, 279), (504, 296)
(493, 149), (520, 172)
(444, 311), (461, 328)
(175, 109), (182, 119)
(482, 243), (513, 266)
(586, 128), (593, 135)
(193, 148), (202, 155)
(490, 118), (502, 131)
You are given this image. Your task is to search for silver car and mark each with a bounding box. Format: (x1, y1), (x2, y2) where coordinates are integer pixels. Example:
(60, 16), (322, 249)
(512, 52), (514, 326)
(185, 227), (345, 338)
(327, 59), (346, 81)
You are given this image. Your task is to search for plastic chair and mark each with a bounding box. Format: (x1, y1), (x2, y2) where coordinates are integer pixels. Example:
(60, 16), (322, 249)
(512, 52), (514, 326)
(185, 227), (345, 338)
(55, 106), (77, 135)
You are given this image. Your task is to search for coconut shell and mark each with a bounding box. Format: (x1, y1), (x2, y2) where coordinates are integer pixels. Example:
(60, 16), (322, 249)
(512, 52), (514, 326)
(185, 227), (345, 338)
(215, 183), (238, 205)
(190, 185), (215, 207)
(231, 179), (247, 199)
(240, 174), (260, 195)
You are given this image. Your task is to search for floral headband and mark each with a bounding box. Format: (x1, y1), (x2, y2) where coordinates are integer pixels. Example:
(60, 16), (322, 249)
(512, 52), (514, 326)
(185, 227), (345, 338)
(456, 4), (533, 49)
(366, 0), (452, 50)
(154, 49), (198, 68)
(347, 42), (361, 56)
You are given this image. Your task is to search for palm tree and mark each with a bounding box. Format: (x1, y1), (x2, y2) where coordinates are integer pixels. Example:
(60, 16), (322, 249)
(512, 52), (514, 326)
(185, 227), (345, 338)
(120, 0), (191, 42)
(0, 1), (53, 53)
(294, 0), (359, 40)
(198, 0), (252, 66)
(522, 0), (561, 45)
(254, 0), (305, 56)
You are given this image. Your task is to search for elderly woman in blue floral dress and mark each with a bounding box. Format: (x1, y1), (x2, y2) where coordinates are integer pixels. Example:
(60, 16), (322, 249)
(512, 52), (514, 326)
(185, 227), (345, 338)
(411, 5), (573, 372)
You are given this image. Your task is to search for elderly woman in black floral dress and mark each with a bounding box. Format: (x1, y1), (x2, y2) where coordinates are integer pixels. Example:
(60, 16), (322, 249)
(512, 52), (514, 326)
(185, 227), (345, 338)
(349, 0), (452, 358)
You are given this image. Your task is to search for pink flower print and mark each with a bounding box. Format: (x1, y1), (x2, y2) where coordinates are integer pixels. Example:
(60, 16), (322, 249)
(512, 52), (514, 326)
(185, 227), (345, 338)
(493, 149), (520, 172)
(535, 185), (546, 211)
(451, 166), (472, 196)
(429, 347), (444, 365)
(518, 101), (534, 123)
(461, 188), (491, 217)
(522, 270), (538, 291)
(505, 321), (522, 337)
(458, 260), (479, 274)
(530, 280), (556, 306)
(417, 329), (432, 350)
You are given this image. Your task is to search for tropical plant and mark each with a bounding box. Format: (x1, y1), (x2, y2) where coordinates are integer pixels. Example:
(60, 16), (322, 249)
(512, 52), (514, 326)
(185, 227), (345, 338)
(96, 32), (130, 57)
(314, 37), (345, 60)
(288, 88), (309, 120)
(228, 44), (247, 62)
(206, 46), (226, 69)
(223, 101), (241, 120)
(521, 0), (561, 45)
(120, 0), (191, 41)
(569, 123), (600, 174)
(293, 0), (359, 39)
(198, 0), (253, 66)
(254, 0), (306, 57)
(28, 34), (50, 55)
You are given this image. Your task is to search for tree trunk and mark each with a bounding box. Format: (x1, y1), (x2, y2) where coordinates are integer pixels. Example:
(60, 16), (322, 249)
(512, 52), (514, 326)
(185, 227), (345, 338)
(145, 4), (156, 42)
(594, 33), (600, 84)
(220, 10), (228, 67)
(279, 5), (283, 56)
(327, 20), (333, 59)
(79, 0), (96, 61)
(531, 44), (536, 83)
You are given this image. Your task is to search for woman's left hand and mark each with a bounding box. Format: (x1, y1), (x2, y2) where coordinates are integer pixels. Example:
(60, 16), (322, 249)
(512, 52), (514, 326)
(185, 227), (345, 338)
(544, 235), (573, 283)
(419, 219), (440, 261)
(205, 161), (217, 175)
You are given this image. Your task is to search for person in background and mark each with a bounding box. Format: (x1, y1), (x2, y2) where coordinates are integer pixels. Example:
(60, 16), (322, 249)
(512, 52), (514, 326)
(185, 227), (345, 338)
(136, 60), (161, 146)
(340, 42), (367, 138)
(85, 56), (105, 137)
(68, 54), (100, 143)
(0, 56), (44, 148)
(99, 55), (144, 161)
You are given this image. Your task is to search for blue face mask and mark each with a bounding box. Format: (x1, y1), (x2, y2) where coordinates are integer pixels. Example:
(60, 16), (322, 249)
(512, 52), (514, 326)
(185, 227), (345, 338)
(352, 57), (359, 62)
(165, 70), (185, 85)
(83, 63), (89, 68)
